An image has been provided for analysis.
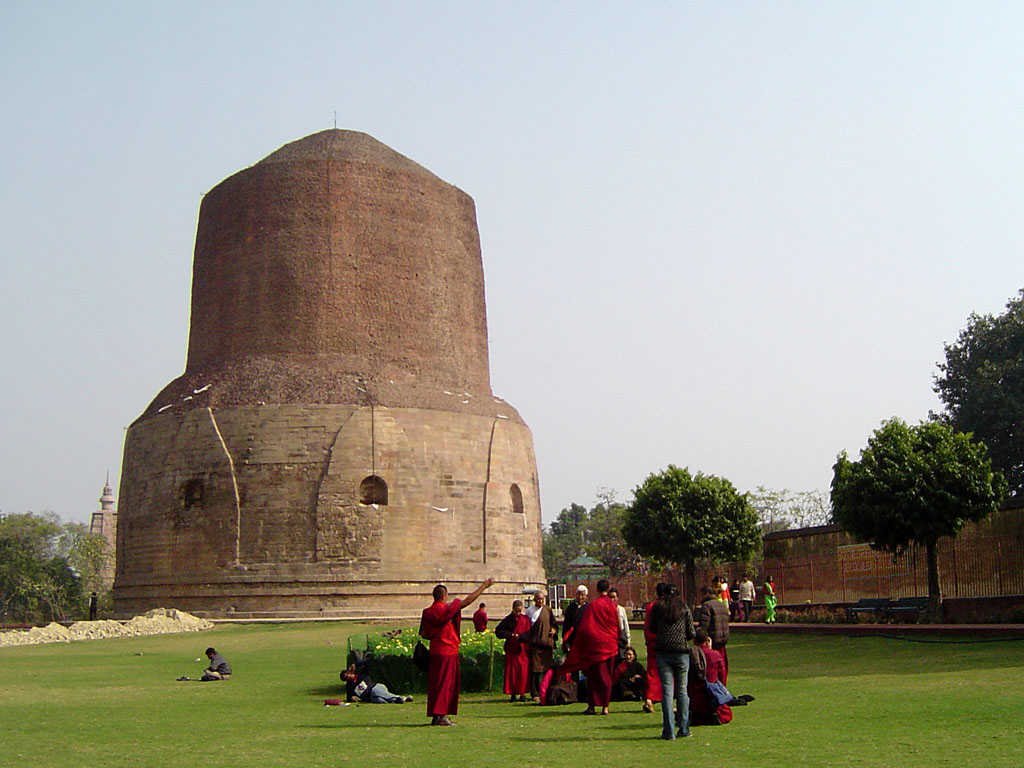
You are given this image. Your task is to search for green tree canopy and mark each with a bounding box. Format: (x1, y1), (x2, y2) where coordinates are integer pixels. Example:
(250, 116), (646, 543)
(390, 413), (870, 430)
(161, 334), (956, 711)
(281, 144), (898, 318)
(831, 418), (1006, 619)
(622, 466), (760, 603)
(934, 289), (1024, 496)
(543, 491), (645, 581)
(0, 512), (91, 623)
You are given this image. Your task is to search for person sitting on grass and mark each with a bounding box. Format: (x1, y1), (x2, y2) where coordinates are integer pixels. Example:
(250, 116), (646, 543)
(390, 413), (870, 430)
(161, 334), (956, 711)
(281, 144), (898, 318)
(201, 647), (232, 681)
(342, 665), (413, 704)
(611, 646), (646, 703)
(687, 629), (731, 725)
(686, 629), (753, 725)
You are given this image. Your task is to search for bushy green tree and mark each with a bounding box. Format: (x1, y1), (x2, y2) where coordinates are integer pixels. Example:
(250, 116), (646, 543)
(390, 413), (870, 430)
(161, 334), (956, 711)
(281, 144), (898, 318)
(60, 522), (111, 598)
(831, 418), (1006, 619)
(0, 512), (88, 623)
(934, 289), (1024, 496)
(623, 466), (761, 602)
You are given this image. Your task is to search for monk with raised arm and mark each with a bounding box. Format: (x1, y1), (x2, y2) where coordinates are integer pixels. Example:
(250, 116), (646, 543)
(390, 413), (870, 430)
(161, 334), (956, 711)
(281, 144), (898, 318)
(419, 578), (495, 726)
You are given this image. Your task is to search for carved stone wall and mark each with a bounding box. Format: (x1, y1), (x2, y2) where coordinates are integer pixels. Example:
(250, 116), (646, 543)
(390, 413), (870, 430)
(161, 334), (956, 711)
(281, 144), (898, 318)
(116, 405), (543, 616)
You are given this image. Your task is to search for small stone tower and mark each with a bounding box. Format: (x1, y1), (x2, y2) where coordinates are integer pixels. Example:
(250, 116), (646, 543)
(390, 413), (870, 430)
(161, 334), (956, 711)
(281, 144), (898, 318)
(88, 475), (117, 590)
(113, 130), (545, 617)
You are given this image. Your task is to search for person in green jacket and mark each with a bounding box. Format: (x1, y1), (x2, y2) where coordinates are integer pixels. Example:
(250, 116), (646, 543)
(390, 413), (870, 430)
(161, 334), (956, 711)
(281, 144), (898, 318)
(763, 577), (777, 624)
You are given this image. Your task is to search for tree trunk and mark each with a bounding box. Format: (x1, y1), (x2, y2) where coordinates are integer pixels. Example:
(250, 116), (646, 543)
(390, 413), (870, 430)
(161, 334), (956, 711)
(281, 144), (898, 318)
(925, 539), (942, 623)
(683, 558), (697, 606)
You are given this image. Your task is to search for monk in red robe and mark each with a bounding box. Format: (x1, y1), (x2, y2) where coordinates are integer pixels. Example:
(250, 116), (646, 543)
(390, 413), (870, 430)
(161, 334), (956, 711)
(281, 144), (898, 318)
(495, 600), (531, 701)
(419, 578), (494, 726)
(472, 603), (488, 632)
(559, 578), (621, 715)
(642, 583), (665, 712)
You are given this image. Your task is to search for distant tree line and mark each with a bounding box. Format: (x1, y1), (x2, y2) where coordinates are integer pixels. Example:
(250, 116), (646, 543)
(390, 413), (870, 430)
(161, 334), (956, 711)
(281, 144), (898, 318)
(0, 511), (110, 624)
(543, 489), (647, 582)
(543, 482), (814, 598)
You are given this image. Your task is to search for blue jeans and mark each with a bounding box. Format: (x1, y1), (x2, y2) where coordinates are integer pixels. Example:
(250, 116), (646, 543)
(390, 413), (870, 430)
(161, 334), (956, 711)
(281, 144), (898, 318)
(369, 683), (405, 704)
(655, 651), (690, 739)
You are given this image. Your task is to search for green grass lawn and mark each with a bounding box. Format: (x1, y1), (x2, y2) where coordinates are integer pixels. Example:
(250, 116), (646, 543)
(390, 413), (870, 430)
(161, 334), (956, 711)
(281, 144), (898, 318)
(1, 623), (1022, 768)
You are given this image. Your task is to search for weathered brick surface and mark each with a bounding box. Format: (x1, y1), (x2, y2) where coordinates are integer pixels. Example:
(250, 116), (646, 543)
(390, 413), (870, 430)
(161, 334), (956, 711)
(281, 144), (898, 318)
(114, 131), (545, 617)
(115, 405), (545, 617)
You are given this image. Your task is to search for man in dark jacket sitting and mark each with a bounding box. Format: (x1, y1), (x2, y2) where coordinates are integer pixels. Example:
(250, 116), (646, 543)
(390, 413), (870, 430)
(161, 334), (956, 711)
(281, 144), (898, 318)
(694, 587), (730, 677)
(201, 647), (232, 681)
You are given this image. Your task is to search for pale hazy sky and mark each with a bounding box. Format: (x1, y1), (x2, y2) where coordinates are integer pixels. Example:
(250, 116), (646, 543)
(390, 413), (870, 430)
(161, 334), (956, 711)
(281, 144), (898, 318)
(1, 2), (1021, 526)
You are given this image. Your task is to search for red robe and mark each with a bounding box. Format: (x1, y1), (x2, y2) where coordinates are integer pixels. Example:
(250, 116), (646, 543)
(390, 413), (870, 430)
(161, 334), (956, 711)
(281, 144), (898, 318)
(419, 597), (464, 716)
(560, 594), (621, 708)
(472, 607), (488, 632)
(498, 613), (531, 695)
(688, 646), (733, 725)
(643, 599), (663, 702)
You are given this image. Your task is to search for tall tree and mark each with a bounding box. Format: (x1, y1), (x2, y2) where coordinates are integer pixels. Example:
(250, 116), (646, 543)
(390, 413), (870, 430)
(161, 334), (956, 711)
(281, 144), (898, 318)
(831, 418), (1006, 620)
(60, 522), (111, 598)
(934, 289), (1024, 496)
(622, 466), (761, 603)
(0, 512), (87, 623)
(543, 503), (588, 580)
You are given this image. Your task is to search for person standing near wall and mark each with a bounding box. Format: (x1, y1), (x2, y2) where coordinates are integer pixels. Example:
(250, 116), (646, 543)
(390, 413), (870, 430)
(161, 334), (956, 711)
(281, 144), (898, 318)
(763, 577), (777, 624)
(738, 576), (755, 622)
(472, 602), (488, 632)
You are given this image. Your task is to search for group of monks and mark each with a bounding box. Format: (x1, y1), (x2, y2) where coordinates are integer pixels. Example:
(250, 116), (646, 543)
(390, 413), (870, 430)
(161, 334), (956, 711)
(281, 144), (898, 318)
(417, 577), (744, 729)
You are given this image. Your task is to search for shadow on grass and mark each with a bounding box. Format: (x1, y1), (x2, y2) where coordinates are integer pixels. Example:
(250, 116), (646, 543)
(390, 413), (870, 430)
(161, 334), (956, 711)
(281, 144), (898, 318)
(468, 707), (655, 720)
(297, 723), (427, 730)
(507, 732), (670, 743)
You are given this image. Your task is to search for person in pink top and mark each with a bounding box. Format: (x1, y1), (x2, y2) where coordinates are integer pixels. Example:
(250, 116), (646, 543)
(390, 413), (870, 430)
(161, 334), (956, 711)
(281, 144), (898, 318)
(419, 578), (494, 726)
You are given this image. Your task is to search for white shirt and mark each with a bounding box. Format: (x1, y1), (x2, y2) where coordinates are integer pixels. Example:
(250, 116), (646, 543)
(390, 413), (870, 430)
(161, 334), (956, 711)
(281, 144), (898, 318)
(739, 580), (755, 601)
(525, 604), (543, 625)
(616, 605), (630, 647)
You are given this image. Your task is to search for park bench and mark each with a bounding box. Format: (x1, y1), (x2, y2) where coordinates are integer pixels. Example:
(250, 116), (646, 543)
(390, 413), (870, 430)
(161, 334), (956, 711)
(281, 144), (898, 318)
(845, 598), (890, 621)
(885, 597), (929, 623)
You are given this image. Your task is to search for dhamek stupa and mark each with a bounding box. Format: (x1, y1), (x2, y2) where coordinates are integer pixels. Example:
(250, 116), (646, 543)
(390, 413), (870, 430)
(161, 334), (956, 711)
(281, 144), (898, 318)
(113, 130), (545, 617)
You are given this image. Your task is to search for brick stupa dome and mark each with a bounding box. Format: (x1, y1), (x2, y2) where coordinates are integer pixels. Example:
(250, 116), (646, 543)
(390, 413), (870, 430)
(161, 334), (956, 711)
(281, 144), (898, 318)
(145, 129), (518, 421)
(114, 130), (544, 619)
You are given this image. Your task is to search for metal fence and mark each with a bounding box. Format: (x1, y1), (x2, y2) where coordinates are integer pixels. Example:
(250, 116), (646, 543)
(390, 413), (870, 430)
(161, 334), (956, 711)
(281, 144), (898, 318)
(560, 505), (1024, 610)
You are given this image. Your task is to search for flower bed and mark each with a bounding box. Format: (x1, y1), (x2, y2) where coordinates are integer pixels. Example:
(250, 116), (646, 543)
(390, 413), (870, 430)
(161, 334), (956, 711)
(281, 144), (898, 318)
(346, 627), (506, 693)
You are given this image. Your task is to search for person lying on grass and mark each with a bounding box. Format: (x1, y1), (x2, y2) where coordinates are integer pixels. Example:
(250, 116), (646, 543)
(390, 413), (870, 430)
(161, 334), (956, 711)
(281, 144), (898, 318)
(341, 665), (413, 704)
